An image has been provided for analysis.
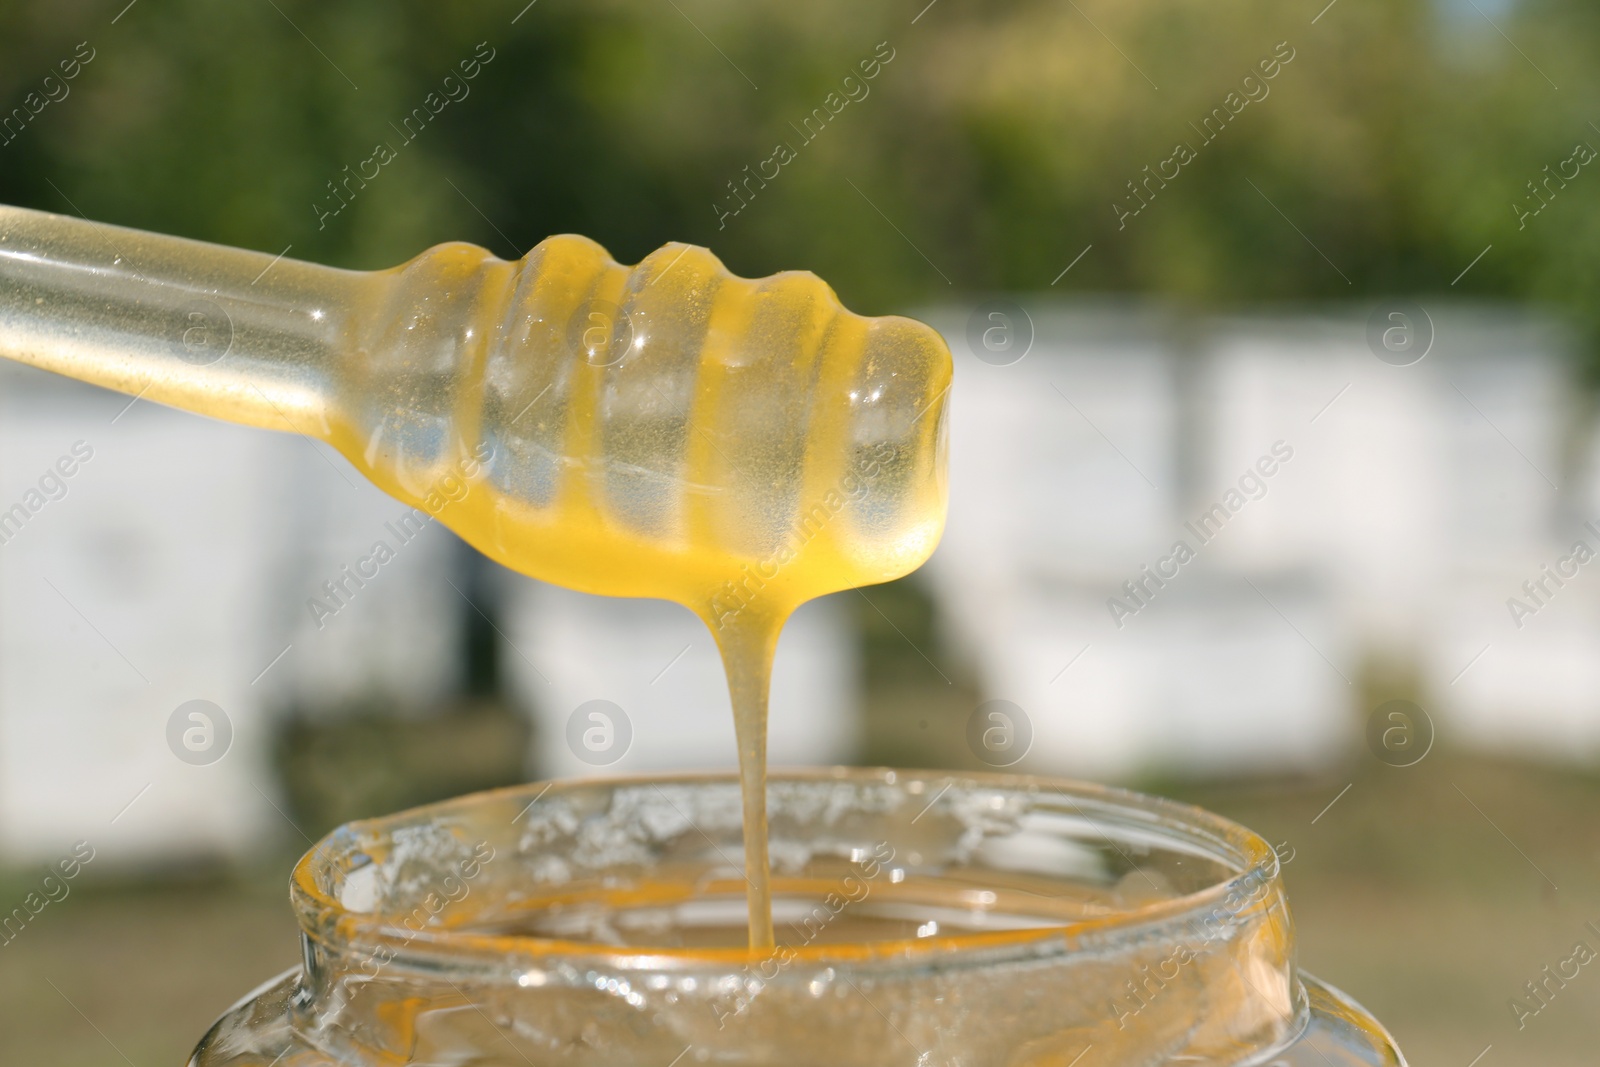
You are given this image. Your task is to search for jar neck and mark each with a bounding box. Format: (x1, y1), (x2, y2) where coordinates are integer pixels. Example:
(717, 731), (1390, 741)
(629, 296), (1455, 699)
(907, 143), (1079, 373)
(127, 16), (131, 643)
(286, 772), (1307, 1067)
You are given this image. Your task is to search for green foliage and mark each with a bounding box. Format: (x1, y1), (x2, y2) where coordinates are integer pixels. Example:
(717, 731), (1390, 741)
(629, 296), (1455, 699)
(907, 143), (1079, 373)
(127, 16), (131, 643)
(4, 0), (1600, 349)
(273, 698), (531, 839)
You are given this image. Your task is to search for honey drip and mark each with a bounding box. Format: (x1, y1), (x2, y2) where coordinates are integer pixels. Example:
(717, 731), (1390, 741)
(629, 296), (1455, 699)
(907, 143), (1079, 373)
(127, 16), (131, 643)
(0, 205), (953, 951)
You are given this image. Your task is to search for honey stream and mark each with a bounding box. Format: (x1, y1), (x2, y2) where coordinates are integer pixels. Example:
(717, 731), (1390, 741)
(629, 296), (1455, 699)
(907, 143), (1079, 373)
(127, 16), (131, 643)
(0, 206), (953, 951)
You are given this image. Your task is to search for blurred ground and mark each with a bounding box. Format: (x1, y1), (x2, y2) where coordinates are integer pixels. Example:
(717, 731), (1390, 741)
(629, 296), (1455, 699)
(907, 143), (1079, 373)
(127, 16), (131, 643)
(1176, 752), (1600, 1067)
(3, 748), (1596, 1067)
(0, 871), (297, 1067)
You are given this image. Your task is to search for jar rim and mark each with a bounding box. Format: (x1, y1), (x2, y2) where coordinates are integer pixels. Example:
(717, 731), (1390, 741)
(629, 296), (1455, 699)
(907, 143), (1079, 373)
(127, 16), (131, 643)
(289, 766), (1281, 970)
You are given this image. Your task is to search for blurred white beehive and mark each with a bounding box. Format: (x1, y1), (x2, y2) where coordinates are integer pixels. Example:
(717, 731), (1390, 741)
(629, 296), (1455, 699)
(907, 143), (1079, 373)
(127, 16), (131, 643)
(0, 364), (283, 864)
(0, 363), (474, 867)
(503, 581), (858, 777)
(922, 305), (1352, 777)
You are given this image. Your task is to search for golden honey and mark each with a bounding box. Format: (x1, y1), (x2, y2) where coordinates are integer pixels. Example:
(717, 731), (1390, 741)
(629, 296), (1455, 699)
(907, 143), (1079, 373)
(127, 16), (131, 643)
(0, 207), (953, 949)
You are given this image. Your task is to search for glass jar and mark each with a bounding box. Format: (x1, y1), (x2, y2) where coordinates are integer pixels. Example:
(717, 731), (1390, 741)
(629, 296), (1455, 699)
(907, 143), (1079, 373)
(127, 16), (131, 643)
(189, 769), (1405, 1066)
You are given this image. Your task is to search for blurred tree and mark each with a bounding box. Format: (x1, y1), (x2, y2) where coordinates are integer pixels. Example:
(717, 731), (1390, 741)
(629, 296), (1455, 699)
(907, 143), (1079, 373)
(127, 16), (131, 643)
(2, 0), (1599, 351)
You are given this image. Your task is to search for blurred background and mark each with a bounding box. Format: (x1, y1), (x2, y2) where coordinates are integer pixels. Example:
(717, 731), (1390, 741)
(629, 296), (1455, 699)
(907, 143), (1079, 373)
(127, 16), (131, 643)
(2, 0), (1600, 1063)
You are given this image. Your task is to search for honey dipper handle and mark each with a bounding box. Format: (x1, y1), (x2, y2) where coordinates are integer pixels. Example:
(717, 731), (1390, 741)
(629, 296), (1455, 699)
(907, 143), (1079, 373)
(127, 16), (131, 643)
(0, 203), (377, 436)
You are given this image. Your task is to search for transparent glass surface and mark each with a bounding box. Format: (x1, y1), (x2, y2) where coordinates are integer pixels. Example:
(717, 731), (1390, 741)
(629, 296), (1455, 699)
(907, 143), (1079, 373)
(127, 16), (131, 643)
(188, 770), (1406, 1066)
(0, 203), (951, 614)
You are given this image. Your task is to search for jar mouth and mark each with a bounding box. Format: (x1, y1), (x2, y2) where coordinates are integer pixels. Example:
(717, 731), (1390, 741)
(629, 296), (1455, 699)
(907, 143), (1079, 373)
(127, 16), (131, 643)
(289, 766), (1280, 969)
